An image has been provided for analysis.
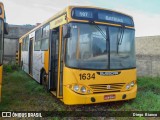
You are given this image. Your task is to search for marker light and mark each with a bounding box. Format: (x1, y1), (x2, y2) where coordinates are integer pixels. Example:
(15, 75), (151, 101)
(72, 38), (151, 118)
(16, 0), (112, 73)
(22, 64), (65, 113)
(131, 81), (134, 87)
(87, 90), (90, 93)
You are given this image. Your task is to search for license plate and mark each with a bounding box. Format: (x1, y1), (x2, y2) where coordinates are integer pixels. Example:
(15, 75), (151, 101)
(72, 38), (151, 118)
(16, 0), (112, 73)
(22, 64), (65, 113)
(104, 94), (116, 100)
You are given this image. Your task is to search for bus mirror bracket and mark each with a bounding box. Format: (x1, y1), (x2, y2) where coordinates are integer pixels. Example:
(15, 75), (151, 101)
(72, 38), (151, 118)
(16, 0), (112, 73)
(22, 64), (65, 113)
(63, 25), (71, 38)
(4, 22), (9, 35)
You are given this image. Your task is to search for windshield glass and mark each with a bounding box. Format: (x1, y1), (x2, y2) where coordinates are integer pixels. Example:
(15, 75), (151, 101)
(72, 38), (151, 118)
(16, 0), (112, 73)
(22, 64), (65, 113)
(110, 27), (136, 69)
(65, 23), (136, 70)
(0, 20), (3, 65)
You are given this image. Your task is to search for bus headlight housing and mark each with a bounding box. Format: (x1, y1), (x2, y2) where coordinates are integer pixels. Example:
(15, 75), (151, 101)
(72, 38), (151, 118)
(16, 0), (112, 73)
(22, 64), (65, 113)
(81, 86), (86, 93)
(126, 84), (131, 90)
(126, 81), (135, 90)
(73, 85), (79, 92)
(67, 84), (93, 94)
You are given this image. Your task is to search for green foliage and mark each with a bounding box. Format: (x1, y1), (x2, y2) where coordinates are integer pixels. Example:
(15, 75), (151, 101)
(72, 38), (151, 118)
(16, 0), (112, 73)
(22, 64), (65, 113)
(3, 63), (19, 73)
(0, 70), (65, 111)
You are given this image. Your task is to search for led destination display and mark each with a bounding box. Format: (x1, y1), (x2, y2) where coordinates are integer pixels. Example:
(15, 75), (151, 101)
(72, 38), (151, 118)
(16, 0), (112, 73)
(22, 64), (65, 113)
(71, 8), (134, 26)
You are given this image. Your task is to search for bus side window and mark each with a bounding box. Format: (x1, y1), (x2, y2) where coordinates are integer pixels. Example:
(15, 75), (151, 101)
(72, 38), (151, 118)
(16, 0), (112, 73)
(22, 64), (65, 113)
(34, 29), (42, 51)
(22, 37), (29, 51)
(26, 36), (29, 51)
(22, 38), (25, 51)
(41, 25), (49, 51)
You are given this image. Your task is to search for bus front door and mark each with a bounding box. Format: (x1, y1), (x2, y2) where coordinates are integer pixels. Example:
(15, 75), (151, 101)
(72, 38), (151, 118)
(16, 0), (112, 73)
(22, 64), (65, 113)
(49, 28), (59, 93)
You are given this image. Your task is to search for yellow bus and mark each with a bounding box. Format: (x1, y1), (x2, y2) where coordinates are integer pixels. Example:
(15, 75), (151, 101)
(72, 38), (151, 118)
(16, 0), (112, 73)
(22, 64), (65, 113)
(18, 6), (137, 105)
(0, 2), (8, 102)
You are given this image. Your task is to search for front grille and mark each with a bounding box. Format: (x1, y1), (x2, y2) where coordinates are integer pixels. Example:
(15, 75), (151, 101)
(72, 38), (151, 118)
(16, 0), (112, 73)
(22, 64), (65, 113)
(89, 83), (125, 93)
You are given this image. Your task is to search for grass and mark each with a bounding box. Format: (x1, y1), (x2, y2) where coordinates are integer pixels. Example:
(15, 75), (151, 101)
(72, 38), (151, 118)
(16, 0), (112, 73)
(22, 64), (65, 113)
(1, 70), (66, 111)
(0, 64), (160, 119)
(119, 77), (160, 111)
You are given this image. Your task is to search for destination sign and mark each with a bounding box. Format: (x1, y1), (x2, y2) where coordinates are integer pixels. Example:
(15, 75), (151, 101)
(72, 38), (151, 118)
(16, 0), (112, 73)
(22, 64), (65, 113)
(98, 11), (133, 26)
(72, 8), (93, 19)
(98, 12), (124, 23)
(72, 8), (134, 26)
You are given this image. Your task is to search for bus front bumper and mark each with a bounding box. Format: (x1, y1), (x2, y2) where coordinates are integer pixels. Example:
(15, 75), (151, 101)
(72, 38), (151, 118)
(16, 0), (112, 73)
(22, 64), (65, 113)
(63, 85), (137, 105)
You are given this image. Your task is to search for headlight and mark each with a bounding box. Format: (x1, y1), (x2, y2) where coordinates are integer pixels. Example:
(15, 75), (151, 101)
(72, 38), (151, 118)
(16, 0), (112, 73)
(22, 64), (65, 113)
(81, 86), (86, 93)
(73, 85), (79, 92)
(68, 84), (92, 94)
(130, 81), (134, 87)
(126, 84), (130, 90)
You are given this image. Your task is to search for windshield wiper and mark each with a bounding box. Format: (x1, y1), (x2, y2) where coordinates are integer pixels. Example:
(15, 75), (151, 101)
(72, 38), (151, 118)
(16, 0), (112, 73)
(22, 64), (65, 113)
(95, 25), (107, 40)
(117, 24), (125, 54)
(89, 21), (106, 40)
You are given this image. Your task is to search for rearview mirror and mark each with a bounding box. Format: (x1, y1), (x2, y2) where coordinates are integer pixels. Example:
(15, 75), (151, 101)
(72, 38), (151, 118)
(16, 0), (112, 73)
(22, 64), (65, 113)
(4, 22), (8, 35)
(63, 24), (71, 38)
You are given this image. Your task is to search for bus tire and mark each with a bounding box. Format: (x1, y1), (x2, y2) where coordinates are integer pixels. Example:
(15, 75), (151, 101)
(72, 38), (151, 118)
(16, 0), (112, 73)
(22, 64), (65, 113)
(41, 70), (49, 91)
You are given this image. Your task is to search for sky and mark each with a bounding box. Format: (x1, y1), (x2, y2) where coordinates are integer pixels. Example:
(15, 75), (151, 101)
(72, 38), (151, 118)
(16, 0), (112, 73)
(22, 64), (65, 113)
(0, 0), (160, 37)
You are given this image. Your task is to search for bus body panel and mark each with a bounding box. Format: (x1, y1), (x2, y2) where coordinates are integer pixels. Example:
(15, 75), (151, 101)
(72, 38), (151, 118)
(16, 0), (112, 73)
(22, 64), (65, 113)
(63, 84), (137, 105)
(32, 51), (44, 83)
(44, 50), (49, 74)
(22, 51), (29, 73)
(63, 67), (137, 104)
(63, 67), (136, 87)
(0, 2), (7, 102)
(0, 2), (3, 102)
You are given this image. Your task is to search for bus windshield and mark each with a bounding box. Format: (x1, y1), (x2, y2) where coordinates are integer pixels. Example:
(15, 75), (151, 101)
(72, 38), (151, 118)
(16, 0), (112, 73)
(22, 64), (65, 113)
(65, 23), (136, 70)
